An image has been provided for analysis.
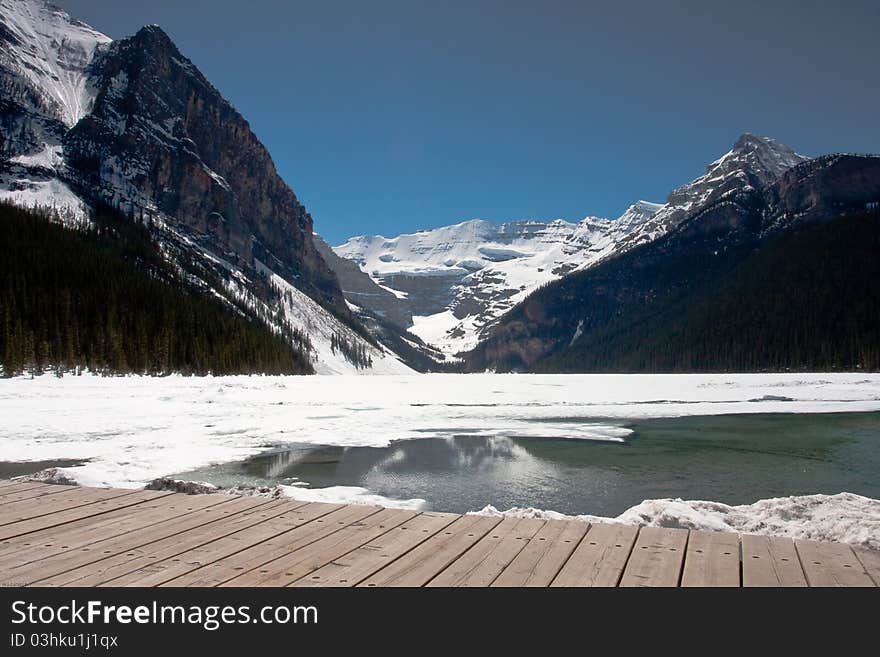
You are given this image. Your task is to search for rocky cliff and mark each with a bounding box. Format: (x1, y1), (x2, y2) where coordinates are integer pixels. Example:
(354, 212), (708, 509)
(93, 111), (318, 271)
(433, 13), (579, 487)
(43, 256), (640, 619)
(62, 24), (343, 309)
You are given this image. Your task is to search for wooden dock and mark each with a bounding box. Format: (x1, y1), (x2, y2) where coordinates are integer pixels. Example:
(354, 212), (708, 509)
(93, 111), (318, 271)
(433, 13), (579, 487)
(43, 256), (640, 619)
(0, 480), (877, 587)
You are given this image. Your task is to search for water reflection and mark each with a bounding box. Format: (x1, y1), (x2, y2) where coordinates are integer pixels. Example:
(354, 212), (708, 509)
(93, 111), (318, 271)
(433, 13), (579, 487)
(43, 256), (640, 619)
(175, 412), (880, 517)
(242, 434), (538, 482)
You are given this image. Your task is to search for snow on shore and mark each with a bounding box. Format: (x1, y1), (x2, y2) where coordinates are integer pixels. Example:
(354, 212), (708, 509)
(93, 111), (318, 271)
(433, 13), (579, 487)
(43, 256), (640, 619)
(475, 492), (880, 550)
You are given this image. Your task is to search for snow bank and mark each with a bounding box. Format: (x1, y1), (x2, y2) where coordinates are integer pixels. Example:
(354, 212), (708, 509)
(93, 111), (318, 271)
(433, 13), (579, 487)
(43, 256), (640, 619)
(475, 492), (880, 550)
(144, 478), (219, 495)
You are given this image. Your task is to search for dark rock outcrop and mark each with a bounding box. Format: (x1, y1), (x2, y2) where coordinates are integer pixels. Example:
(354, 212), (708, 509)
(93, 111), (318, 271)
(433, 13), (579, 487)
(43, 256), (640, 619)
(12, 468), (79, 486)
(144, 477), (219, 495)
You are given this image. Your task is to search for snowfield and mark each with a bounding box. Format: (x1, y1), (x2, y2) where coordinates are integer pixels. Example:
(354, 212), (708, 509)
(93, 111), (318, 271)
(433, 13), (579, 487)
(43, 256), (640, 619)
(2, 372), (880, 548)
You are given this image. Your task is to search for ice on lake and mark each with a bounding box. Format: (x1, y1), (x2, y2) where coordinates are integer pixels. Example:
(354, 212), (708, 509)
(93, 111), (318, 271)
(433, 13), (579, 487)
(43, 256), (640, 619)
(3, 372), (880, 489)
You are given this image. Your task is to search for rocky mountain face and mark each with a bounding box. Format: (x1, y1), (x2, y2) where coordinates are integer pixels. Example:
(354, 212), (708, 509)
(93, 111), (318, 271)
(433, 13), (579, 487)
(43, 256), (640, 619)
(313, 234), (413, 329)
(464, 149), (880, 372)
(0, 0), (109, 215)
(0, 0), (412, 375)
(62, 24), (343, 310)
(762, 153), (880, 230)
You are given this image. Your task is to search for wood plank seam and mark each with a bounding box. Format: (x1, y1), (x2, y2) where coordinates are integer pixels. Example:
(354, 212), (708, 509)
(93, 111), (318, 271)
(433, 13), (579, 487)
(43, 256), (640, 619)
(102, 501), (343, 588)
(676, 529), (690, 587)
(291, 512), (461, 588)
(33, 499), (302, 587)
(545, 522), (592, 586)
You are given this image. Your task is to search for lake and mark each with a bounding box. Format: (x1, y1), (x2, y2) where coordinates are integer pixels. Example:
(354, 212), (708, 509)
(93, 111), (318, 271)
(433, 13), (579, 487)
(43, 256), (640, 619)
(172, 411), (880, 516)
(2, 372), (879, 518)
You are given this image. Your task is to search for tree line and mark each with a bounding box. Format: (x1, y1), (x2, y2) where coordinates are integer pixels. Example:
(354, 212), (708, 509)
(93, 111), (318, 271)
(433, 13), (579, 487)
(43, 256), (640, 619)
(330, 331), (373, 369)
(0, 202), (313, 376)
(535, 209), (880, 372)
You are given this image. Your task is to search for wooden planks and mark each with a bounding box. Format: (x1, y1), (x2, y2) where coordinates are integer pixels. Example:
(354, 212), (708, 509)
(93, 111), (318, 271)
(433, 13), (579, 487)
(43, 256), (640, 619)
(741, 534), (807, 587)
(795, 539), (875, 587)
(358, 514), (502, 587)
(0, 489), (173, 541)
(0, 496), (268, 585)
(620, 527), (689, 587)
(427, 517), (545, 587)
(162, 503), (368, 587)
(0, 493), (234, 568)
(293, 511), (459, 588)
(0, 481), (874, 587)
(221, 507), (417, 587)
(127, 502), (341, 587)
(35, 499), (299, 586)
(0, 481), (54, 495)
(492, 519), (589, 587)
(89, 500), (325, 587)
(0, 486), (137, 526)
(552, 522), (639, 587)
(0, 482), (70, 501)
(854, 548), (880, 586)
(681, 530), (741, 587)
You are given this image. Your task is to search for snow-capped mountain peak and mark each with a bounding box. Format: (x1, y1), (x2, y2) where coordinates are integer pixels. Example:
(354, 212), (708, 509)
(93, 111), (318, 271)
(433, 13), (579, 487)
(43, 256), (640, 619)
(713, 132), (807, 182)
(649, 133), (810, 231)
(0, 0), (111, 127)
(618, 200), (665, 226)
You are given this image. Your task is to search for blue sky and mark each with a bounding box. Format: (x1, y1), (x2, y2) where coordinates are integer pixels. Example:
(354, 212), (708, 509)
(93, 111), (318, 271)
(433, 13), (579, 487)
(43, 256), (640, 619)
(59, 0), (880, 244)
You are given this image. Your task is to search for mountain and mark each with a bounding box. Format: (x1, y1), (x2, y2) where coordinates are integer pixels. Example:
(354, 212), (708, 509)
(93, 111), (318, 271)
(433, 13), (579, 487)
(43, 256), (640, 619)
(464, 149), (880, 372)
(331, 134), (811, 360)
(0, 0), (108, 215)
(0, 0), (413, 375)
(648, 132), (808, 231)
(332, 200), (667, 357)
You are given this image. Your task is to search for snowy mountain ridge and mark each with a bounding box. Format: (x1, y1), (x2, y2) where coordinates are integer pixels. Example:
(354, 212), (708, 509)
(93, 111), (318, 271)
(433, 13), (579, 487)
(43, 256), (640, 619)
(649, 132), (809, 230)
(331, 134), (810, 358)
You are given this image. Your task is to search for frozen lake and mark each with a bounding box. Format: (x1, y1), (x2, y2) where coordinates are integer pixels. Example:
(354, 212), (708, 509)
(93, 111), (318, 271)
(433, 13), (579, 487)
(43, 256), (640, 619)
(173, 412), (880, 517)
(3, 372), (880, 490)
(2, 373), (880, 548)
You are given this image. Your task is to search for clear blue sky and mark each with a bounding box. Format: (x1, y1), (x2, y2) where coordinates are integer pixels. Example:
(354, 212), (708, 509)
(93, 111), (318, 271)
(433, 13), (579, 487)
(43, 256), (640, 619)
(58, 0), (880, 244)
